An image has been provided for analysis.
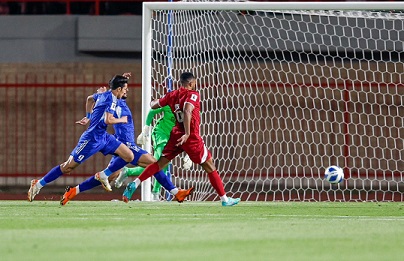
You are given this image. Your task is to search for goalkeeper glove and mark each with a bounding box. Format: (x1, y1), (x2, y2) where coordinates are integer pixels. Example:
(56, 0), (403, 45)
(182, 154), (192, 170)
(136, 125), (151, 145)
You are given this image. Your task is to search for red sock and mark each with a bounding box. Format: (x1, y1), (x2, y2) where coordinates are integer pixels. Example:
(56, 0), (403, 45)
(208, 170), (225, 197)
(139, 162), (160, 182)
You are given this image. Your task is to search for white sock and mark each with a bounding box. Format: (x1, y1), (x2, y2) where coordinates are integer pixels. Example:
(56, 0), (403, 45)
(99, 171), (108, 179)
(134, 178), (141, 187)
(75, 185), (80, 194)
(170, 188), (179, 195)
(36, 182), (43, 189)
(220, 195), (229, 202)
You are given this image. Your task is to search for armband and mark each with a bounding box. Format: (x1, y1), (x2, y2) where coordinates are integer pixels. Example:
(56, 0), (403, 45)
(86, 112), (91, 119)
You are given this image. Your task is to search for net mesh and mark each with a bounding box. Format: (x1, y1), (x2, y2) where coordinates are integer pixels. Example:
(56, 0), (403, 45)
(148, 1), (404, 202)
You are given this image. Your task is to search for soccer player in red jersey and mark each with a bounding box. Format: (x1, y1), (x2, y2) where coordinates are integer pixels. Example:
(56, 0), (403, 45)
(122, 72), (240, 206)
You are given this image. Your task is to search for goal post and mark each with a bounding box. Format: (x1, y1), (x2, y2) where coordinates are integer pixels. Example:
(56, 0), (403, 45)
(142, 1), (404, 202)
(140, 3), (153, 202)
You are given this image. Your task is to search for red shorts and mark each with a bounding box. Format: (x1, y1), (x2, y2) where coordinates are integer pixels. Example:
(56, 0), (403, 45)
(162, 131), (212, 164)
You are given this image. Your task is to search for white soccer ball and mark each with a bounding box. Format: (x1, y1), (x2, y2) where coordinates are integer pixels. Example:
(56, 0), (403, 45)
(324, 165), (344, 184)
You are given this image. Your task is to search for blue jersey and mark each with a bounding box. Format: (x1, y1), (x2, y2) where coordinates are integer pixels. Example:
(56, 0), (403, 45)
(113, 99), (136, 146)
(91, 94), (147, 167)
(87, 90), (118, 140)
(70, 90), (121, 163)
(93, 93), (136, 146)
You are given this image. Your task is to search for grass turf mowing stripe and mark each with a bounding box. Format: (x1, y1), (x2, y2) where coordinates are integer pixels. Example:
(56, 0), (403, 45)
(0, 201), (402, 261)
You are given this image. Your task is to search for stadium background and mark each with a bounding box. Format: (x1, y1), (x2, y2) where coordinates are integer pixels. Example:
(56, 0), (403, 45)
(0, 1), (147, 200)
(0, 0), (401, 201)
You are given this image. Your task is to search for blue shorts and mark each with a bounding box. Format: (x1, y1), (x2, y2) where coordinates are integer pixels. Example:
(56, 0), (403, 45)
(71, 132), (122, 163)
(108, 142), (148, 167)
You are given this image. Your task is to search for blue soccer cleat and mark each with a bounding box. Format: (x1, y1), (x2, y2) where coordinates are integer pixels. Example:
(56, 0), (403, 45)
(222, 197), (241, 207)
(122, 182), (137, 203)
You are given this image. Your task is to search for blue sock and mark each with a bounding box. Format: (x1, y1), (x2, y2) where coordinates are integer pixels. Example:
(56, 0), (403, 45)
(39, 165), (63, 187)
(104, 169), (113, 177)
(106, 157), (127, 174)
(78, 176), (101, 193)
(165, 164), (173, 201)
(154, 170), (175, 191)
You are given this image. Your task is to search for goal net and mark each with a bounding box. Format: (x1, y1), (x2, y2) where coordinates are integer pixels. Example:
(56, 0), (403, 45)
(142, 1), (404, 202)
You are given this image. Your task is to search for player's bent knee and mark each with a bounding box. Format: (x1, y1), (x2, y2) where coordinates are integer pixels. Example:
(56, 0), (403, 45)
(121, 149), (134, 162)
(140, 154), (157, 165)
(124, 154), (134, 162)
(116, 144), (134, 162)
(60, 158), (79, 174)
(201, 159), (216, 174)
(60, 165), (75, 174)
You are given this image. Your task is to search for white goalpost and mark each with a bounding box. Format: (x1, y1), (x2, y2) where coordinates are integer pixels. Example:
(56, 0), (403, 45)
(141, 1), (404, 202)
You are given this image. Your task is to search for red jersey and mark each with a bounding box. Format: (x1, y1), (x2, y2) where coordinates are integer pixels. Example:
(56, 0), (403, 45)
(158, 87), (201, 136)
(159, 87), (211, 164)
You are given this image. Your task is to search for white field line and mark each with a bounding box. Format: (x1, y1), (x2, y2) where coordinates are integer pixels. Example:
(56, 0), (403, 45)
(0, 213), (403, 221)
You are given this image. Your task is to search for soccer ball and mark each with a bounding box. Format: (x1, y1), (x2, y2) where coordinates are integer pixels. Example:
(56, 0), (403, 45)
(324, 165), (344, 184)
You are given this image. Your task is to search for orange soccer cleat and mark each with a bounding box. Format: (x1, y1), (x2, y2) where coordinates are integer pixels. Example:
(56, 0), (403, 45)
(174, 187), (194, 203)
(60, 186), (77, 206)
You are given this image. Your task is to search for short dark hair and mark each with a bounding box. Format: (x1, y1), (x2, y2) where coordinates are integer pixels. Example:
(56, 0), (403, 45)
(180, 72), (195, 85)
(109, 75), (128, 90)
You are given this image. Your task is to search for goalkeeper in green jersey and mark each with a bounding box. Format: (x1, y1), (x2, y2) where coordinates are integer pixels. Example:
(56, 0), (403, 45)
(114, 105), (191, 200)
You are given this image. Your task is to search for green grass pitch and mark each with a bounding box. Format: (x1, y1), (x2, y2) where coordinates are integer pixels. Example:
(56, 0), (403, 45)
(0, 201), (403, 261)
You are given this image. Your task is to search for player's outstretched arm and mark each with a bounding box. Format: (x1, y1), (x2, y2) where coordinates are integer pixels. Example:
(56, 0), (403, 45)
(137, 107), (165, 145)
(76, 94), (96, 125)
(104, 112), (128, 125)
(96, 86), (107, 93)
(75, 116), (90, 125)
(150, 99), (161, 109)
(146, 107), (164, 124)
(76, 86), (108, 126)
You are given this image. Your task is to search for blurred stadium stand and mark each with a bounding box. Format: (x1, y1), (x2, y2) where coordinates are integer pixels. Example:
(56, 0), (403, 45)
(0, 0), (400, 15)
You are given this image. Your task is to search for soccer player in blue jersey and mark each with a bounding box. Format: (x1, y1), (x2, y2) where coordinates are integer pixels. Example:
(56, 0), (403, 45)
(59, 74), (193, 205)
(27, 74), (138, 201)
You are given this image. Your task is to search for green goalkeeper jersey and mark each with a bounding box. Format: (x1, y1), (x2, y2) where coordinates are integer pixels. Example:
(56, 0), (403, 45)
(146, 106), (175, 146)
